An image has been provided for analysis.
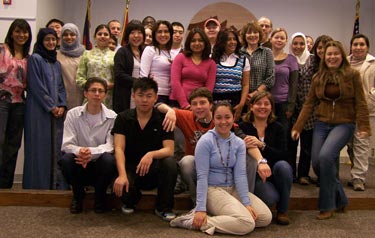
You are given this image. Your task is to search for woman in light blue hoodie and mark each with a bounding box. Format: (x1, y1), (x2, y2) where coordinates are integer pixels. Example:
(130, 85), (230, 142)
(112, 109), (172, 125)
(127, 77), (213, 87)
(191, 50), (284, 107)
(170, 101), (271, 235)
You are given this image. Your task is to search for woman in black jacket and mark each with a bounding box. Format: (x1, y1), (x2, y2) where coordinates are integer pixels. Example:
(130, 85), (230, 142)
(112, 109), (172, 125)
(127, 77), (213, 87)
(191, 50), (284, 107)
(113, 22), (145, 113)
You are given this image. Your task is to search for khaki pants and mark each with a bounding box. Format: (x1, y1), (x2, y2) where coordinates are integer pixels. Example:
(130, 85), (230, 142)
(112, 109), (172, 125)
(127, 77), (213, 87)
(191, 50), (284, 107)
(347, 117), (375, 182)
(203, 186), (272, 235)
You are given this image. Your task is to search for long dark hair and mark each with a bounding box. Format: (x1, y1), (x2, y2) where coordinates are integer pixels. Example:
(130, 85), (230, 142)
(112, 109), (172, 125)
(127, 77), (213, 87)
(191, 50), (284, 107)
(152, 20), (173, 52)
(5, 19), (32, 58)
(212, 29), (241, 63)
(183, 28), (211, 60)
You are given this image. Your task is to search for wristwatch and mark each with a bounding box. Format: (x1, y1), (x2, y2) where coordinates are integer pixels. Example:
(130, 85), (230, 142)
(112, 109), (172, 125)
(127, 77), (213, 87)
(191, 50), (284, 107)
(258, 158), (268, 165)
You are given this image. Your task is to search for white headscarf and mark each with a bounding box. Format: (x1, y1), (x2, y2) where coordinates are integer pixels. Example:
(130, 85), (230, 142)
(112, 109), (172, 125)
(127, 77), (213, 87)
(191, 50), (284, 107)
(289, 32), (310, 65)
(60, 23), (85, 57)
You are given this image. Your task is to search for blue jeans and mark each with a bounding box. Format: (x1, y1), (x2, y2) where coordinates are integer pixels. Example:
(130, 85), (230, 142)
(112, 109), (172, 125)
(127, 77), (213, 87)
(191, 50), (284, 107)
(0, 101), (24, 188)
(254, 160), (293, 213)
(312, 121), (355, 211)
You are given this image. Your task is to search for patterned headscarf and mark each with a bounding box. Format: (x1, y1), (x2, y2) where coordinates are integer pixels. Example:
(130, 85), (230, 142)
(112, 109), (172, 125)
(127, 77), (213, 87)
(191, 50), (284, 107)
(289, 32), (311, 65)
(60, 23), (85, 57)
(34, 28), (57, 63)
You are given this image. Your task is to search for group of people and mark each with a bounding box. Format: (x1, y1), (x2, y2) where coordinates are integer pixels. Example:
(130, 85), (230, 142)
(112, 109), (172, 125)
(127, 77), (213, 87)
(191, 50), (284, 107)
(0, 13), (374, 236)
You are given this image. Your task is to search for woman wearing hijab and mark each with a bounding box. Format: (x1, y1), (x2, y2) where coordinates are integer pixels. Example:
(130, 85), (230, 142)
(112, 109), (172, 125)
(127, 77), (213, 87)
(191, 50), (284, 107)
(57, 23), (85, 110)
(289, 32), (318, 184)
(23, 28), (67, 189)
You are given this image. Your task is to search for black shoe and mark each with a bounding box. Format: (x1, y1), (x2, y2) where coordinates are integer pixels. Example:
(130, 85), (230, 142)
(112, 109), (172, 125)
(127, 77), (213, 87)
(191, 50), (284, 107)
(94, 200), (107, 214)
(70, 198), (83, 214)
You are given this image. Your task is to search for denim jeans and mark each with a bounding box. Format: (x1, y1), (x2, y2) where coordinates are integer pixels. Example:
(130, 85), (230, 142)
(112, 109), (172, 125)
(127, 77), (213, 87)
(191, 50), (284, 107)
(311, 121), (355, 211)
(254, 160), (293, 213)
(0, 101), (24, 188)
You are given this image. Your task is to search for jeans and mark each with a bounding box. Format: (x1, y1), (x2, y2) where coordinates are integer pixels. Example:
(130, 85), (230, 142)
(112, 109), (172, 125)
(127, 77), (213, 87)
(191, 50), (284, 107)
(0, 101), (24, 188)
(311, 121), (355, 211)
(122, 157), (177, 212)
(254, 160), (293, 213)
(59, 153), (116, 202)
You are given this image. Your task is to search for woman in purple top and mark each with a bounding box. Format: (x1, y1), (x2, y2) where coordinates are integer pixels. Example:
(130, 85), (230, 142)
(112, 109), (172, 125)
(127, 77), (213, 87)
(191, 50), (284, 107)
(170, 28), (216, 109)
(270, 28), (298, 130)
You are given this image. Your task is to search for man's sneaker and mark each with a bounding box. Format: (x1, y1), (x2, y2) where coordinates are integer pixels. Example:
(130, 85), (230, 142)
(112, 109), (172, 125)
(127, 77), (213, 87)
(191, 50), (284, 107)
(155, 209), (176, 221)
(352, 178), (365, 191)
(121, 205), (135, 214)
(170, 209), (195, 229)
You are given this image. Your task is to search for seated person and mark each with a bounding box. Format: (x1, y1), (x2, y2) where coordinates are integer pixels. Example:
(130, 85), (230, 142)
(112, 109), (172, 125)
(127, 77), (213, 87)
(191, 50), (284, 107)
(112, 77), (177, 221)
(157, 87), (259, 202)
(239, 91), (293, 225)
(170, 102), (272, 235)
(60, 77), (117, 214)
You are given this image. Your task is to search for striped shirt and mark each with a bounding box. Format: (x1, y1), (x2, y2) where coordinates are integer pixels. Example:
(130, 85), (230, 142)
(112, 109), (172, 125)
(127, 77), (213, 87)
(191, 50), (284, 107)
(214, 54), (246, 93)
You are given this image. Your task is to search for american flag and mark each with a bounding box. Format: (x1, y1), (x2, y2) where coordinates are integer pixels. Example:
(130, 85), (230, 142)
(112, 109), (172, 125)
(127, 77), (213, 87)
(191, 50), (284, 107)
(353, 0), (360, 36)
(82, 0), (92, 50)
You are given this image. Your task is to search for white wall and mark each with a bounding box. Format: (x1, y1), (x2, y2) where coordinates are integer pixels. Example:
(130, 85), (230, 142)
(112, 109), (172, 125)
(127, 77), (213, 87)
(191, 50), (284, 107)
(63, 0), (375, 54)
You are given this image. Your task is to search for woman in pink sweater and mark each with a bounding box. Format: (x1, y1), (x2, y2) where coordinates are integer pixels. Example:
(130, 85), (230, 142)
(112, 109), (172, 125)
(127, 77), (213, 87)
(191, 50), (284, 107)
(170, 28), (216, 109)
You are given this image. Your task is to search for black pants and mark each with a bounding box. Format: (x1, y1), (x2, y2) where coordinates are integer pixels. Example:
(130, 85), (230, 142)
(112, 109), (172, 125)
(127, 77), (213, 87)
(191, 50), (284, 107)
(122, 156), (177, 212)
(59, 152), (116, 202)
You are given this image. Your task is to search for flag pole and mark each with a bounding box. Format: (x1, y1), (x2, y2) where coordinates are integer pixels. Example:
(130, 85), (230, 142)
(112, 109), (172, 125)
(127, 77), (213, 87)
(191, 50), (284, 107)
(120, 0), (130, 46)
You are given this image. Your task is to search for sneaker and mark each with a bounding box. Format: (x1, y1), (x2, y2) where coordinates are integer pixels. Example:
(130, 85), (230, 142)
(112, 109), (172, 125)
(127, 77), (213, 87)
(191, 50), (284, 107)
(352, 178), (365, 191)
(170, 209), (195, 229)
(155, 209), (177, 222)
(121, 205), (135, 214)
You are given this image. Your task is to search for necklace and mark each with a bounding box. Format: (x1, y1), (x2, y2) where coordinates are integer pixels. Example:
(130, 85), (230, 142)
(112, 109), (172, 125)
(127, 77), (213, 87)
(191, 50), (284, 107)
(161, 50), (172, 63)
(215, 136), (231, 183)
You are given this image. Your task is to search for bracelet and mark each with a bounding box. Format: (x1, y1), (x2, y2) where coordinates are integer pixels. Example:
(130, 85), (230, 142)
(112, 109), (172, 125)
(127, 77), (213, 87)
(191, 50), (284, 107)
(258, 158), (268, 165)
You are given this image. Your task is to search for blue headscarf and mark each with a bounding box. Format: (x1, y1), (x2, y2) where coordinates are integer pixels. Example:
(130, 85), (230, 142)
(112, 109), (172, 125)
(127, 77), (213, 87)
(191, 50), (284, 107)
(34, 28), (58, 63)
(59, 23), (85, 57)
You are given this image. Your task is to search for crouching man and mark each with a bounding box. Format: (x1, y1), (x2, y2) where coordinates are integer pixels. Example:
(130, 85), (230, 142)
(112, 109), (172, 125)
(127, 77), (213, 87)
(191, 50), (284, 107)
(112, 77), (177, 221)
(60, 77), (117, 214)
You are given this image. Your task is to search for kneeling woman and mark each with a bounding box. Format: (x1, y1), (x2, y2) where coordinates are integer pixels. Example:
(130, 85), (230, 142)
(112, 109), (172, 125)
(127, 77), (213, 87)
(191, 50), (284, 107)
(170, 102), (271, 235)
(239, 91), (293, 225)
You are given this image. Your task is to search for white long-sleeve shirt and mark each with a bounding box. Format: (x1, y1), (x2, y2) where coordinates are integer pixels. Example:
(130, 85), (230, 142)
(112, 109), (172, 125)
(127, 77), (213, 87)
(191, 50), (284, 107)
(140, 46), (172, 96)
(61, 103), (117, 161)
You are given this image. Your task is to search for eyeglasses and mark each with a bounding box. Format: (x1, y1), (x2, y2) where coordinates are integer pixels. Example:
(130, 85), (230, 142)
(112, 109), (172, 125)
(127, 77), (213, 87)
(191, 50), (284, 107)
(87, 89), (106, 94)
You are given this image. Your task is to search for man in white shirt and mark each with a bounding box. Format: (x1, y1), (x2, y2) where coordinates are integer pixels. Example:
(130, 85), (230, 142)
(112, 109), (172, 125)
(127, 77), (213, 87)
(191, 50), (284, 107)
(60, 77), (117, 214)
(171, 22), (184, 57)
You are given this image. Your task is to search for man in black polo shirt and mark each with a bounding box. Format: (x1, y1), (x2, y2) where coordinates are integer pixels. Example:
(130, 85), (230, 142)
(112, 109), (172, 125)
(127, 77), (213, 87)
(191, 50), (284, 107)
(111, 77), (177, 221)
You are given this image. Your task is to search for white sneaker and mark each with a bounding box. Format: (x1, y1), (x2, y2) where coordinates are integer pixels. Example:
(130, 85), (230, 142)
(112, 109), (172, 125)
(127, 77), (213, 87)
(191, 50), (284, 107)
(121, 205), (134, 214)
(170, 209), (195, 229)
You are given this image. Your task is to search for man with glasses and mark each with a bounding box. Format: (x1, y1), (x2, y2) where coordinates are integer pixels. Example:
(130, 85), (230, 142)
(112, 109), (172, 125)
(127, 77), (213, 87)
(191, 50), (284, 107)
(257, 16), (273, 48)
(60, 77), (117, 214)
